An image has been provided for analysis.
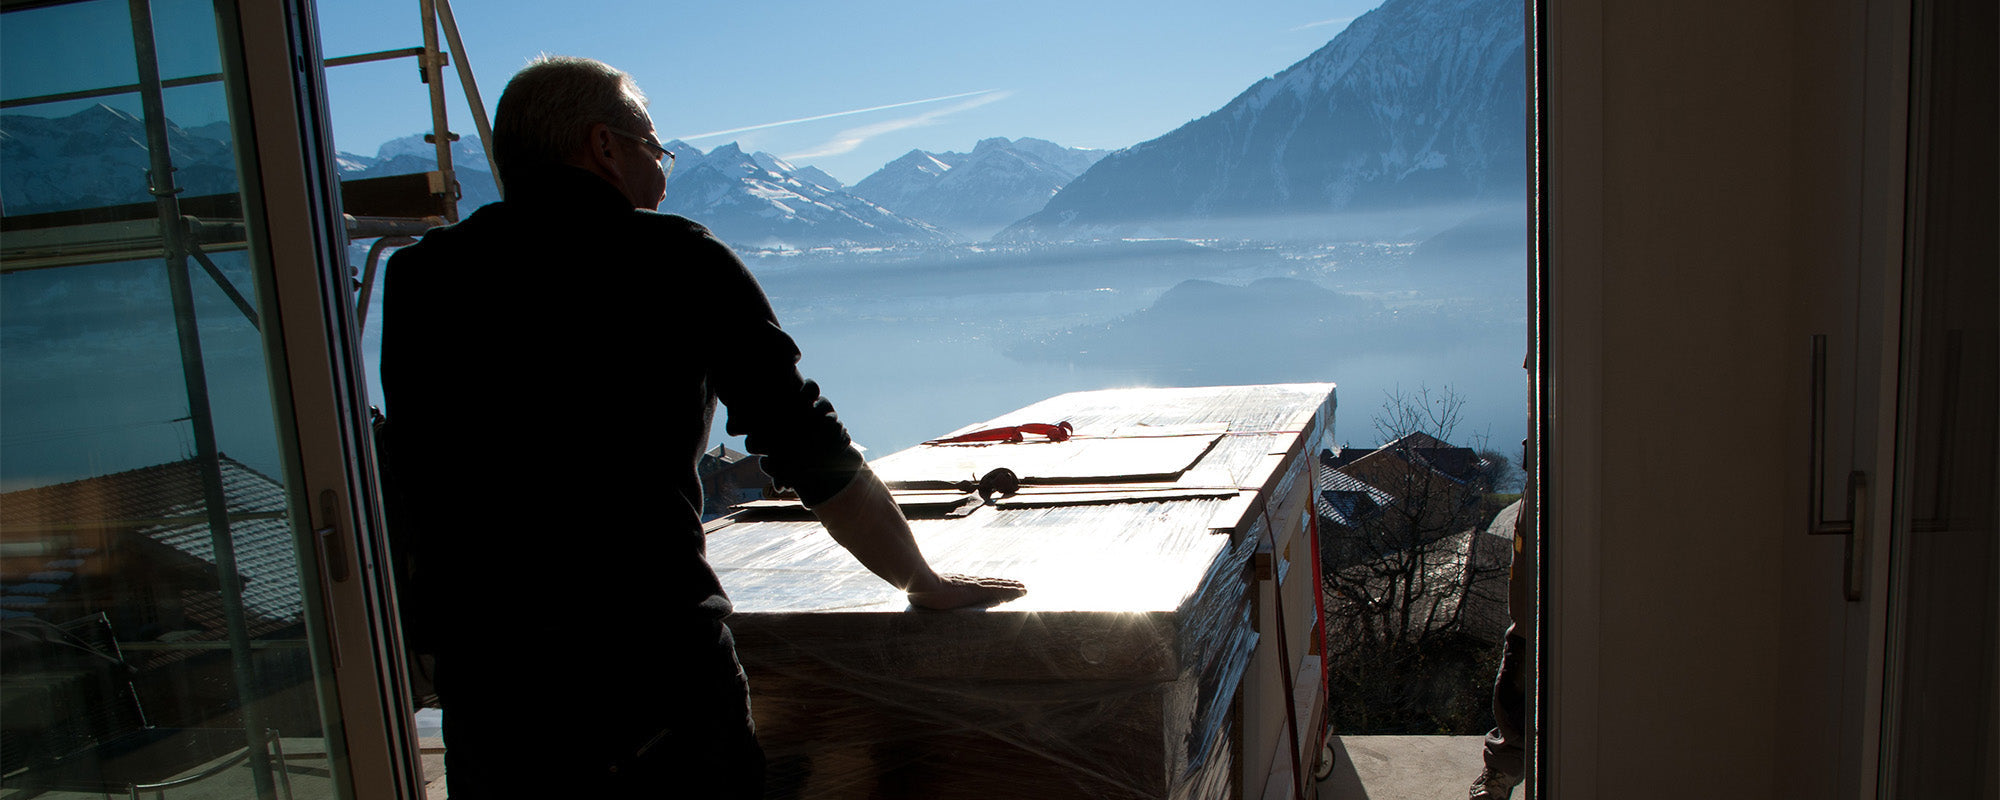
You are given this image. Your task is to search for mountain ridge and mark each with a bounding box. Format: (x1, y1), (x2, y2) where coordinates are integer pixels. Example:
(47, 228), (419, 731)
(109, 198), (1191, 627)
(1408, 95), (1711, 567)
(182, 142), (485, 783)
(1003, 0), (1526, 240)
(848, 137), (1109, 241)
(659, 141), (951, 249)
(0, 104), (238, 215)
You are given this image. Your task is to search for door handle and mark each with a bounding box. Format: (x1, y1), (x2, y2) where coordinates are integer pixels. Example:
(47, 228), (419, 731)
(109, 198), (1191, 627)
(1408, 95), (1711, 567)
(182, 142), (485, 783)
(1808, 334), (1868, 601)
(314, 488), (348, 668)
(316, 488), (351, 582)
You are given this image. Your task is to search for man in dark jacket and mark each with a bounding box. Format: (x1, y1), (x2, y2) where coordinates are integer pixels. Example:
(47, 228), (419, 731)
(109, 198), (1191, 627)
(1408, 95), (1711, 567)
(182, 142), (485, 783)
(382, 55), (1024, 798)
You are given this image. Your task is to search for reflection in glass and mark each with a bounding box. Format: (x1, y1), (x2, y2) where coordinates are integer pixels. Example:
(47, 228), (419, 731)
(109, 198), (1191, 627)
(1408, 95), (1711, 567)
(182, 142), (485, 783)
(2, 0), (339, 797)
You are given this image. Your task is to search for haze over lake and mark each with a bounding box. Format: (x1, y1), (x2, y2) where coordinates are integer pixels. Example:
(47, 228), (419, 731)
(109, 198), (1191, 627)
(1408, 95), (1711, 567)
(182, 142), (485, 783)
(731, 213), (1527, 458)
(0, 201), (1522, 492)
(355, 202), (1529, 464)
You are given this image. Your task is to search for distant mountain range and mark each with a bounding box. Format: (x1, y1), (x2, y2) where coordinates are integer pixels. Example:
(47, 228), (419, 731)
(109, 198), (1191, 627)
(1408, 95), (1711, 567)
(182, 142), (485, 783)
(337, 133), (502, 210)
(0, 106), (1069, 248)
(0, 104), (238, 216)
(654, 141), (951, 249)
(1004, 0), (1526, 240)
(330, 134), (1107, 249)
(331, 134), (1110, 248)
(849, 138), (1109, 240)
(1006, 274), (1477, 376)
(4, 0), (1523, 247)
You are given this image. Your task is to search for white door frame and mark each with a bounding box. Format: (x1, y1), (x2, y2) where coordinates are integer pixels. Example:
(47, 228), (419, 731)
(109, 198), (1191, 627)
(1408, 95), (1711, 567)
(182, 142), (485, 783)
(230, 0), (425, 794)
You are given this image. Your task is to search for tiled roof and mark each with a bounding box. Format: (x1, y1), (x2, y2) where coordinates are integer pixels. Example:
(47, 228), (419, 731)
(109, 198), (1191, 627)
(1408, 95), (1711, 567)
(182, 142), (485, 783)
(1313, 462), (1393, 527)
(0, 455), (303, 633)
(1327, 433), (1487, 485)
(1321, 447), (1367, 469)
(1383, 432), (1486, 483)
(1318, 494), (1370, 528)
(1385, 431), (1451, 451)
(1335, 441), (1485, 495)
(1318, 467), (1385, 497)
(704, 443), (749, 462)
(698, 444), (755, 477)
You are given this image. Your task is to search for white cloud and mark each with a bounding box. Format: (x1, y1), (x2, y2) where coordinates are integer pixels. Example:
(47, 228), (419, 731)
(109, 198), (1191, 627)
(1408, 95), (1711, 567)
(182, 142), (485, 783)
(781, 90), (1013, 161)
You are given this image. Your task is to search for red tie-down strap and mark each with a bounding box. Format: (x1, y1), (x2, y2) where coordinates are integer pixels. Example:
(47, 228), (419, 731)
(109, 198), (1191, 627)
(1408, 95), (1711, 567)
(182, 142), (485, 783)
(925, 421), (1074, 445)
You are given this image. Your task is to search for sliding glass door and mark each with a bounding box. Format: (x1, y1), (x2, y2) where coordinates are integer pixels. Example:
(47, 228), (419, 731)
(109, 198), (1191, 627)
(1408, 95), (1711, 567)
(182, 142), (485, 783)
(2, 0), (416, 796)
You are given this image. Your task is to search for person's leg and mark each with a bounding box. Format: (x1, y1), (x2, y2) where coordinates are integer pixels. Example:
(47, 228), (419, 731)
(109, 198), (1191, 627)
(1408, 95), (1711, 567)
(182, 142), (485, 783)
(626, 719), (765, 799)
(436, 621), (767, 799)
(1483, 627), (1527, 773)
(435, 652), (624, 798)
(1470, 626), (1527, 798)
(1475, 486), (1532, 798)
(617, 620), (766, 799)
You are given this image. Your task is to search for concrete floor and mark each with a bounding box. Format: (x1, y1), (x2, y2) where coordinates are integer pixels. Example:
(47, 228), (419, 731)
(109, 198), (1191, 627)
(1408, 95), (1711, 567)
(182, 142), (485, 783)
(1319, 735), (1505, 800)
(416, 734), (1505, 799)
(419, 738), (448, 799)
(0, 731), (1496, 799)
(0, 739), (341, 800)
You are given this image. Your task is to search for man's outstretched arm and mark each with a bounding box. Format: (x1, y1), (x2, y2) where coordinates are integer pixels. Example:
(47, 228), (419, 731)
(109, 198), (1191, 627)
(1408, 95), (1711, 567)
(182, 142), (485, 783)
(809, 466), (1027, 610)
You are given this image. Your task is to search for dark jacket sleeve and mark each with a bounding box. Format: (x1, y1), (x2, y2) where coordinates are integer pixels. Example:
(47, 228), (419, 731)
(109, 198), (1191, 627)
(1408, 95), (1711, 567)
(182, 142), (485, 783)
(685, 224), (865, 505)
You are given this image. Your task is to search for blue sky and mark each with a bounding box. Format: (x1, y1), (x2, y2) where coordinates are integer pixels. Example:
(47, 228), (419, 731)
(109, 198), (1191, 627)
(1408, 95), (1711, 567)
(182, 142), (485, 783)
(316, 0), (1380, 184)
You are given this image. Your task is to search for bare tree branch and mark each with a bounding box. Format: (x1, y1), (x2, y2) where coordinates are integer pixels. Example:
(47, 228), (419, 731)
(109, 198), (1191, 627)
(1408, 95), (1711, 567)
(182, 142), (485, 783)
(1319, 384), (1513, 733)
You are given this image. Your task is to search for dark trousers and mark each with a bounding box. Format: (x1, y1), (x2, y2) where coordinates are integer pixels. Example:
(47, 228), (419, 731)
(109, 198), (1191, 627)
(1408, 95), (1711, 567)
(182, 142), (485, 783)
(1481, 627), (1527, 779)
(1483, 490), (1531, 781)
(435, 621), (765, 798)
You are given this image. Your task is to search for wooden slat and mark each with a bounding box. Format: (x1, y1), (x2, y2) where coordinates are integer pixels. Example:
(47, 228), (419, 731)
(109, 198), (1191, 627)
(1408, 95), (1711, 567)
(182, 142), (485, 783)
(992, 485), (1239, 507)
(1, 173), (443, 235)
(1, 192), (243, 232)
(338, 172), (450, 220)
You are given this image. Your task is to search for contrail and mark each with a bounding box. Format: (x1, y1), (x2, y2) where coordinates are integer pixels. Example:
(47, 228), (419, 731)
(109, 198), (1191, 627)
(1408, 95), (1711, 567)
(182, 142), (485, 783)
(674, 89), (1003, 141)
(783, 91), (1012, 161)
(1290, 16), (1353, 31)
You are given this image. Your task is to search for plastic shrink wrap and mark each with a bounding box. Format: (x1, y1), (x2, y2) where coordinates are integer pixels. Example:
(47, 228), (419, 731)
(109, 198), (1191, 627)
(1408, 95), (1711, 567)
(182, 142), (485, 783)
(704, 384), (1334, 799)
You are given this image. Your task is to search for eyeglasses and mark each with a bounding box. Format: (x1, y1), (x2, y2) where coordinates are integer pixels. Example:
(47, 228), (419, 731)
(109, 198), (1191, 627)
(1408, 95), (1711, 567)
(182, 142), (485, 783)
(609, 128), (675, 178)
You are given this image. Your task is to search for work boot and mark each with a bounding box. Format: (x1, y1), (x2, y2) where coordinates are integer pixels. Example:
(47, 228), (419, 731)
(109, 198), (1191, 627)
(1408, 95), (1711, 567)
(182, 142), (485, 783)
(1468, 766), (1521, 799)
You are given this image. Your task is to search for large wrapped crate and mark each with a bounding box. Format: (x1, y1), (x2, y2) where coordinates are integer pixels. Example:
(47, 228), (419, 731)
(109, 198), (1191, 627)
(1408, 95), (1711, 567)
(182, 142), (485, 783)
(704, 383), (1335, 799)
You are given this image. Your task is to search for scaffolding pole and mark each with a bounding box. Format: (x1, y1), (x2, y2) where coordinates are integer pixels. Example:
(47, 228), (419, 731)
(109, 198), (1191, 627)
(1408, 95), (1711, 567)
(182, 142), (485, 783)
(418, 0), (457, 222)
(127, 0), (277, 797)
(434, 0), (500, 194)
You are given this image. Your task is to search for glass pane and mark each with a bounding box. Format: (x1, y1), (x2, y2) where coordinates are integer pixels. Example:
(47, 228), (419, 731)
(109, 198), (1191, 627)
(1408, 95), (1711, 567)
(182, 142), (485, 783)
(2, 1), (343, 798)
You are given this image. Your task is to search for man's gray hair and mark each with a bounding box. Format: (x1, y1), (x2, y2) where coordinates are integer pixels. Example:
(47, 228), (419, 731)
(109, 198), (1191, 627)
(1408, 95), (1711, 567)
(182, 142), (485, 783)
(491, 55), (650, 190)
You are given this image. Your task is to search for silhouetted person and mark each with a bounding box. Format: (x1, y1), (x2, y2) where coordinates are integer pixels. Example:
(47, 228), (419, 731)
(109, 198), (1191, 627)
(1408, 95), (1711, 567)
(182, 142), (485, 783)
(382, 55), (1024, 799)
(1471, 441), (1530, 800)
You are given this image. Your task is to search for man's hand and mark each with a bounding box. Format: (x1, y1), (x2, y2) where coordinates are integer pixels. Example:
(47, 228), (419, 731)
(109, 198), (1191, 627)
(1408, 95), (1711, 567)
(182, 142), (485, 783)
(812, 466), (1027, 610)
(907, 573), (1028, 610)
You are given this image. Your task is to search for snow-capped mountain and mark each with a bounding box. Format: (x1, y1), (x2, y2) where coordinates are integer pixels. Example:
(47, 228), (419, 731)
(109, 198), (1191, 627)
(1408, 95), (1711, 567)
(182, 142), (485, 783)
(848, 150), (957, 213)
(3, 106), (1041, 250)
(0, 107), (511, 221)
(659, 142), (950, 249)
(1002, 137), (1108, 177)
(0, 104), (238, 216)
(1004, 0), (1526, 240)
(373, 132), (492, 169)
(746, 150), (844, 192)
(337, 133), (502, 210)
(337, 135), (941, 247)
(850, 137), (1109, 240)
